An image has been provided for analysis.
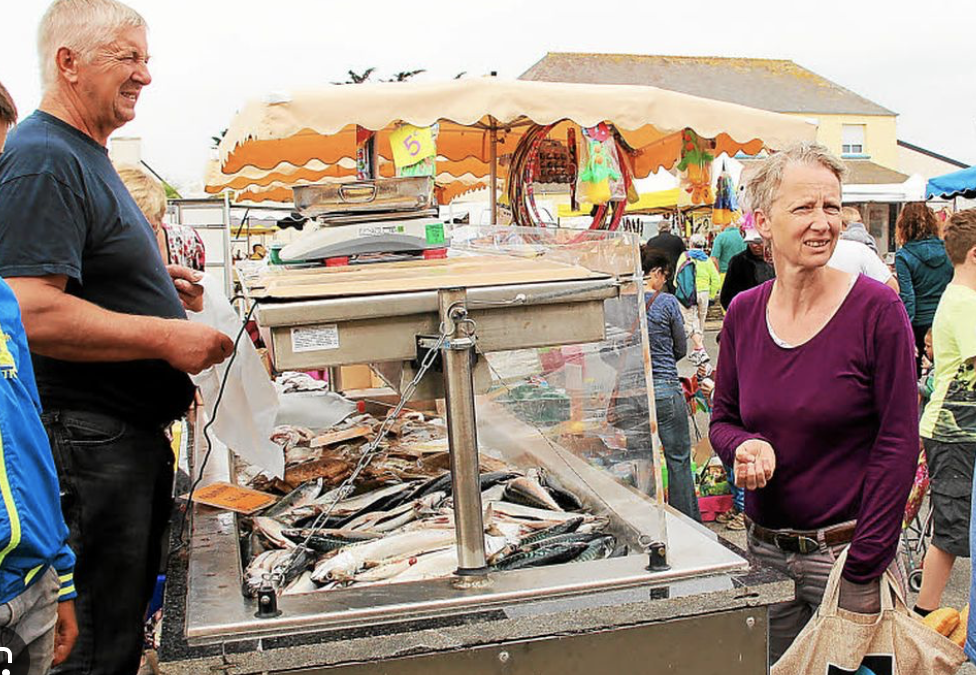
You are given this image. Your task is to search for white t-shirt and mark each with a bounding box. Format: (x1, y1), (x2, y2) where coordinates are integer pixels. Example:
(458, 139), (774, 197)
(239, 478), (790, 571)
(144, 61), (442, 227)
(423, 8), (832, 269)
(827, 239), (892, 283)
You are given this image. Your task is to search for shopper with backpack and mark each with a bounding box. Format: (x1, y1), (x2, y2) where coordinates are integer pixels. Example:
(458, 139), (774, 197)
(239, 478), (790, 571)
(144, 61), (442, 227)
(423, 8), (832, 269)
(674, 233), (720, 364)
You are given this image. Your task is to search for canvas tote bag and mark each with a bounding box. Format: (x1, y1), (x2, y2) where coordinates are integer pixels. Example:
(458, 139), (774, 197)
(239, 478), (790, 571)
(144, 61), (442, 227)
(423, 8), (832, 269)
(772, 548), (966, 675)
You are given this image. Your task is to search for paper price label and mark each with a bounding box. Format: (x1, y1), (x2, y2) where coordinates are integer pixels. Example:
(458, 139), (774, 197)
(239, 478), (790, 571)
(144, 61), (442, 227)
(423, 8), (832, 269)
(291, 324), (339, 353)
(390, 124), (436, 170)
(190, 482), (277, 514)
(425, 222), (445, 245)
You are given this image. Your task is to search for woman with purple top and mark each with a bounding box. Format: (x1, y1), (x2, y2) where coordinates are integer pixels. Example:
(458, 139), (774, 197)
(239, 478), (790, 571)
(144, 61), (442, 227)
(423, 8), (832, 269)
(709, 143), (919, 663)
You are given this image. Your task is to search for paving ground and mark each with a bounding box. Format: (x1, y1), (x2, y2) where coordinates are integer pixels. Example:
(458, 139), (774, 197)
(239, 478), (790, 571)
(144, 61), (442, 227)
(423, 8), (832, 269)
(691, 322), (974, 671)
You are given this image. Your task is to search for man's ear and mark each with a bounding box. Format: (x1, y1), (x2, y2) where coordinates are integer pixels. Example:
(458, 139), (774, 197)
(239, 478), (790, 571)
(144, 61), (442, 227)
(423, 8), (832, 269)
(55, 47), (81, 85)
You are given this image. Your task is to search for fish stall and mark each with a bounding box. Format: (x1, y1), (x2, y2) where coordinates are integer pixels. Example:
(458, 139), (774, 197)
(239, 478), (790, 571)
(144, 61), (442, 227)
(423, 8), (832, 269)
(159, 225), (791, 674)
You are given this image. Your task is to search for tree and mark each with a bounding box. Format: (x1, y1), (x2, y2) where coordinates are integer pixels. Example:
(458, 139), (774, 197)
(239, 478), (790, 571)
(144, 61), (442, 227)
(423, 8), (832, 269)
(385, 69), (425, 82)
(335, 67), (376, 85)
(211, 128), (227, 150)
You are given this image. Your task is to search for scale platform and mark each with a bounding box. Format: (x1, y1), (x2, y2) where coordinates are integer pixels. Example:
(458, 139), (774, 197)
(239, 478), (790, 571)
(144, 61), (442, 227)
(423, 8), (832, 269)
(279, 217), (448, 262)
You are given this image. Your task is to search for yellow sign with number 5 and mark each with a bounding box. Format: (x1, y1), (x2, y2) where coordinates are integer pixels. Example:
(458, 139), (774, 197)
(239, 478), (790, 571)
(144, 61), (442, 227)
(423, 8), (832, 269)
(390, 124), (436, 169)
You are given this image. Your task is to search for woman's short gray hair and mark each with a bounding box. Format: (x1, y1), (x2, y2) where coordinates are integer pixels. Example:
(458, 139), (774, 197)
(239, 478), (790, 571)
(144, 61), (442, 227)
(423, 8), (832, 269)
(38, 0), (146, 92)
(744, 142), (846, 216)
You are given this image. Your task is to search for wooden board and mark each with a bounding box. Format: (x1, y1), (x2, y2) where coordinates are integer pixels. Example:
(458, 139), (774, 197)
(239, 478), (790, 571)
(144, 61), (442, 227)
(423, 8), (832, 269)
(310, 425), (372, 448)
(248, 254), (606, 300)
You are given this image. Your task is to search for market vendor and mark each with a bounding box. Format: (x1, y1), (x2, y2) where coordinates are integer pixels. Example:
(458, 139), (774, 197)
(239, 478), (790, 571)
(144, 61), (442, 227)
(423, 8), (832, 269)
(709, 142), (919, 663)
(0, 1), (234, 673)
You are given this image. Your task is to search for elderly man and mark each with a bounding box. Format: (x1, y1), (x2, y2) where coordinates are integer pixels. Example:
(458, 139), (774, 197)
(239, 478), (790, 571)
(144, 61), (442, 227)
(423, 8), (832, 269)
(0, 2), (233, 673)
(0, 81), (79, 674)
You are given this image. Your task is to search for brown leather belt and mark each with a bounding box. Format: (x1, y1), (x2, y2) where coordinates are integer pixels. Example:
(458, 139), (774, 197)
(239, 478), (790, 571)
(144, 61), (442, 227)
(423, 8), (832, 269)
(746, 516), (856, 555)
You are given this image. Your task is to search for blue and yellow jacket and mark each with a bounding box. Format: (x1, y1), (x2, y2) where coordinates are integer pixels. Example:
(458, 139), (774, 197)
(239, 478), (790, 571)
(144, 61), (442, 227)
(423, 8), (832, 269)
(0, 279), (74, 604)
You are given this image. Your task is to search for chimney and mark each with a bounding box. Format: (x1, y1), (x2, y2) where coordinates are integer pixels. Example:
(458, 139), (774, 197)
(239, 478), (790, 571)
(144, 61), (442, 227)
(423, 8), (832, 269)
(110, 137), (142, 166)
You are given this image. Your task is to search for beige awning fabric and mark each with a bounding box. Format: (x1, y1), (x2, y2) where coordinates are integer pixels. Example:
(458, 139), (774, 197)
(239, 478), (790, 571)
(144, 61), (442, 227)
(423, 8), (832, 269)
(212, 78), (815, 201)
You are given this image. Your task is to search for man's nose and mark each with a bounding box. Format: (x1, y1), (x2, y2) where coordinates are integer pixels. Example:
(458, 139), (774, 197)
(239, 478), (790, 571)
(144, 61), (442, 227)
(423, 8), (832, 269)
(133, 61), (151, 86)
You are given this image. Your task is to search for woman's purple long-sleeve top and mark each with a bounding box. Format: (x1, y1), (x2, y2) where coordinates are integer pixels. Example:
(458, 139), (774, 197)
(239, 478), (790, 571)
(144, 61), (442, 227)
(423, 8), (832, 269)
(709, 276), (920, 583)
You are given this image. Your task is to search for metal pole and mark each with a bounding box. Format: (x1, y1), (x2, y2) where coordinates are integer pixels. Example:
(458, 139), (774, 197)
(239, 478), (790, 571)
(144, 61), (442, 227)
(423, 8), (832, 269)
(489, 120), (498, 226)
(438, 288), (488, 577)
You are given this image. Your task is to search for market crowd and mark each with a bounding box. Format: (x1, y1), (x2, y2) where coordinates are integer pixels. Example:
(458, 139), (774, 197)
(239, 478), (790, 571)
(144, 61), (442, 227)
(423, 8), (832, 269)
(0, 0), (974, 673)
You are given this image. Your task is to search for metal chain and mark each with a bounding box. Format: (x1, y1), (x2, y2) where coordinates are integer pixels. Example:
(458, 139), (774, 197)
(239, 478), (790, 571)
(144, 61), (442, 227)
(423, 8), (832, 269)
(271, 320), (453, 586)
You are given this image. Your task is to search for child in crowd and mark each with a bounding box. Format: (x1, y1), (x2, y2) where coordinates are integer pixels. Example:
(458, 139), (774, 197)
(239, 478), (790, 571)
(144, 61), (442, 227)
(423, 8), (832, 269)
(914, 209), (976, 622)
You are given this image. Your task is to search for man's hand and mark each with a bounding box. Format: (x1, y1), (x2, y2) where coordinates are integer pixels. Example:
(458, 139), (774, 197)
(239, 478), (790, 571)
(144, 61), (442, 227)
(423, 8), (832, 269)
(167, 265), (205, 313)
(162, 321), (234, 375)
(734, 439), (776, 490)
(52, 600), (78, 666)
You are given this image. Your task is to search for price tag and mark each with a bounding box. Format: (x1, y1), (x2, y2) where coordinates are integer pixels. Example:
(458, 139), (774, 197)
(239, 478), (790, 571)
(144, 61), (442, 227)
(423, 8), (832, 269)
(390, 124), (436, 170)
(425, 222), (445, 245)
(189, 482), (277, 514)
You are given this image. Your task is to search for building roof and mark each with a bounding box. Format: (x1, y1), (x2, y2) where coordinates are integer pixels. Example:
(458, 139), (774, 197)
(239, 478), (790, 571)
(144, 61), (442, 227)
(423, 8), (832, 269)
(843, 159), (910, 184)
(739, 157), (909, 185)
(897, 140), (969, 169)
(520, 53), (896, 117)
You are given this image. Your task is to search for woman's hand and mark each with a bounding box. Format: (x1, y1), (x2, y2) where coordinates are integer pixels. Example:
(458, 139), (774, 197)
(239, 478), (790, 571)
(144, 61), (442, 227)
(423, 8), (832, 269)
(734, 439), (776, 490)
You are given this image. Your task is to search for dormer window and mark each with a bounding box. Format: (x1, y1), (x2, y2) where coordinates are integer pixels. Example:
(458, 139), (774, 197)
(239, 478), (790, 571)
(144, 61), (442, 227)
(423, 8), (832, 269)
(842, 124), (866, 156)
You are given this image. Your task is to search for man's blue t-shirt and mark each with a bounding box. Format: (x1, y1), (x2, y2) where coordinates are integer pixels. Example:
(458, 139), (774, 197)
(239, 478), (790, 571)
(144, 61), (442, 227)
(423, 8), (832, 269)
(711, 227), (747, 274)
(0, 111), (194, 428)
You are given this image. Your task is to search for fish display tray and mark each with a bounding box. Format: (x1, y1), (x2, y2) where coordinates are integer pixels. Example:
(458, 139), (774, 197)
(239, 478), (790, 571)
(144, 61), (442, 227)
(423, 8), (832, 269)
(180, 401), (748, 644)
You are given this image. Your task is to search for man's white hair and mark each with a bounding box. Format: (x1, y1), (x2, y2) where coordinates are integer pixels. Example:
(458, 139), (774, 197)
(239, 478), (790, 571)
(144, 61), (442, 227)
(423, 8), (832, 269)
(38, 0), (146, 92)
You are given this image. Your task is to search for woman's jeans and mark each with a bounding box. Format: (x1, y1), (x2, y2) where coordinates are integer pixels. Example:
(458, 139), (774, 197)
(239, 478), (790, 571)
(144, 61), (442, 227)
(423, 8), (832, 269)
(725, 464), (745, 512)
(654, 383), (701, 521)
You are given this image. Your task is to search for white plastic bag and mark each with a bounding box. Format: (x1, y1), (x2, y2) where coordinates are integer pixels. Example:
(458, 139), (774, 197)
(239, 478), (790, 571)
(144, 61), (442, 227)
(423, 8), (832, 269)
(186, 275), (284, 478)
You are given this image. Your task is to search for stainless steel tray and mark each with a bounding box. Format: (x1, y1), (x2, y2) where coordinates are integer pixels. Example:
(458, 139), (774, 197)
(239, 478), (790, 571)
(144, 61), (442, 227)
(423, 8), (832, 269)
(182, 401), (747, 644)
(294, 177), (434, 217)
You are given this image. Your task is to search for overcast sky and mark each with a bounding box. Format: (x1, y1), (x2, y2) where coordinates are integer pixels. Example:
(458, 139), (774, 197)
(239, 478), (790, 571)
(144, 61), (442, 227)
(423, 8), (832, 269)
(4, 0), (974, 192)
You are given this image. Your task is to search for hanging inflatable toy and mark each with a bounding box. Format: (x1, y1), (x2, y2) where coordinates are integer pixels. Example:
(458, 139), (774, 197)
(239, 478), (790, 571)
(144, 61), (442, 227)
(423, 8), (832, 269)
(677, 129), (715, 205)
(577, 123), (623, 205)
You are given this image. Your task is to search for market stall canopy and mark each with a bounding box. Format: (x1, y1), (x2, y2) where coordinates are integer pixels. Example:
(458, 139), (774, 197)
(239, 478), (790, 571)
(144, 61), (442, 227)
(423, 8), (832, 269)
(844, 174), (925, 203)
(926, 165), (976, 200)
(210, 78), (815, 199)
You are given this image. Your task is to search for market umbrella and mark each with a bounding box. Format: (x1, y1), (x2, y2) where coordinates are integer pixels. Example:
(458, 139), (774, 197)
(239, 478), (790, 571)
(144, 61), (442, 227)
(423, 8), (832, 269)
(210, 78), (814, 218)
(926, 165), (976, 200)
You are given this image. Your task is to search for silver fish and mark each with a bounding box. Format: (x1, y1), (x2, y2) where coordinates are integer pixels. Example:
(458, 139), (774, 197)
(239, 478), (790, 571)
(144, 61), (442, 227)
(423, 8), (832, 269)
(487, 501), (583, 525)
(324, 483), (413, 515)
(243, 548), (291, 597)
(282, 571), (319, 596)
(252, 516), (296, 549)
(386, 535), (509, 584)
(262, 478), (323, 520)
(504, 476), (563, 512)
(311, 529), (456, 582)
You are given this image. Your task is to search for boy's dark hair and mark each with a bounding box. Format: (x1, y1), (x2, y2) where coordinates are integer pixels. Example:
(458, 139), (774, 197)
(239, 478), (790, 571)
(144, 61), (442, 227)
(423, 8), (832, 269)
(641, 246), (672, 277)
(0, 81), (17, 127)
(944, 209), (976, 266)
